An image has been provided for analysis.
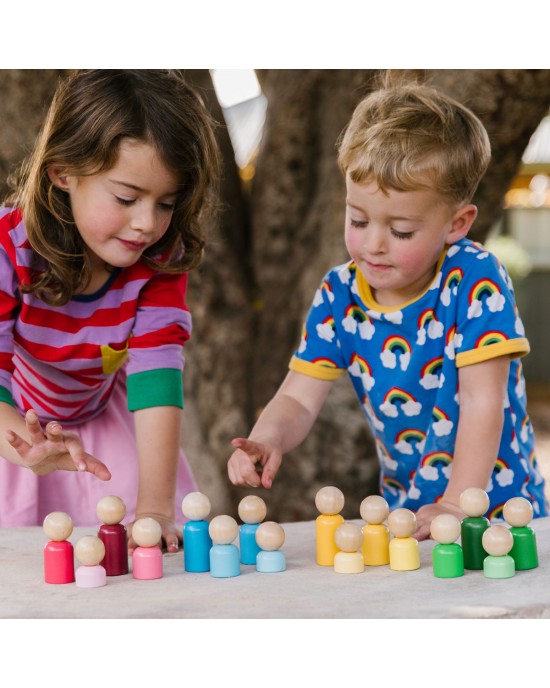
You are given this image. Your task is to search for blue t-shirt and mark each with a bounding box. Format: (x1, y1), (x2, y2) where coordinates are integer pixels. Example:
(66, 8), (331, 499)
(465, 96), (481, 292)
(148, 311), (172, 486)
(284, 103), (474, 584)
(290, 238), (548, 518)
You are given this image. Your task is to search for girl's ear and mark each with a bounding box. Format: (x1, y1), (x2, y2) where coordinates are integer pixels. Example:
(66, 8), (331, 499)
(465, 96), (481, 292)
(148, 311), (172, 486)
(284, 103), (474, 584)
(47, 166), (70, 190)
(446, 204), (478, 245)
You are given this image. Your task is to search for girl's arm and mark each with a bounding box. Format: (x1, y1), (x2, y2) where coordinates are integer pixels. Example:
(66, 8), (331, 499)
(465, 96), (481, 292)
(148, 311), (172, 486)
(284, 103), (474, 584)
(130, 405), (183, 554)
(414, 355), (510, 540)
(228, 370), (335, 489)
(0, 402), (111, 479)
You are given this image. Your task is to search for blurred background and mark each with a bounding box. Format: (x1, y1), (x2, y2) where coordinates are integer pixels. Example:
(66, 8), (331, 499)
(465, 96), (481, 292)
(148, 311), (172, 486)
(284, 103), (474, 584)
(2, 69), (550, 523)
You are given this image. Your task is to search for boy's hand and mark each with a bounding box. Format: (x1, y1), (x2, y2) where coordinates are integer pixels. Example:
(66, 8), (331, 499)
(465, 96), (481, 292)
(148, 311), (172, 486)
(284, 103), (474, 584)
(5, 409), (111, 480)
(228, 438), (282, 489)
(127, 513), (182, 555)
(414, 501), (465, 541)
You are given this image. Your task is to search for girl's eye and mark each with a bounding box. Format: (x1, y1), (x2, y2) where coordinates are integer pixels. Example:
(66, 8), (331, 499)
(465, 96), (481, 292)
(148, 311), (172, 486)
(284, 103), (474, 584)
(159, 202), (175, 211)
(391, 229), (414, 240)
(115, 197), (135, 206)
(350, 219), (368, 229)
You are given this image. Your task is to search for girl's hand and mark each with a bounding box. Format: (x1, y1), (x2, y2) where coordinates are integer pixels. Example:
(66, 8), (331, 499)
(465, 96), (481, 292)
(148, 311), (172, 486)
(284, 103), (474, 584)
(228, 437), (282, 489)
(127, 513), (182, 555)
(5, 409), (111, 480)
(414, 501), (465, 541)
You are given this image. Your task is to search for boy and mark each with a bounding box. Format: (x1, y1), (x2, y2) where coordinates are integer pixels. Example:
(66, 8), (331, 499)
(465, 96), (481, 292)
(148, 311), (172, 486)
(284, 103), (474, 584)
(227, 78), (548, 539)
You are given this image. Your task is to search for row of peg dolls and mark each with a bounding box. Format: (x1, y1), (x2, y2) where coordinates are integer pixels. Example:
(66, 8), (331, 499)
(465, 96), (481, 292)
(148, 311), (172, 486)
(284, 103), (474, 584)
(315, 486), (539, 579)
(43, 493), (286, 587)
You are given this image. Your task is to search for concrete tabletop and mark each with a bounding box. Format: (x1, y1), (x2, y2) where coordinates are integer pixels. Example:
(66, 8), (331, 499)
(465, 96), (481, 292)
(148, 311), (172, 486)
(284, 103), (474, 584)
(1, 517), (549, 619)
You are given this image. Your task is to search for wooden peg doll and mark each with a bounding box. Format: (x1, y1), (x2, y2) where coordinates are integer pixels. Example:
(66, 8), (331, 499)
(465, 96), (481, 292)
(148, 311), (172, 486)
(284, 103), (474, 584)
(132, 517), (163, 580)
(334, 522), (364, 574)
(255, 521), (286, 573)
(238, 495), (267, 565)
(360, 495), (390, 566)
(430, 513), (464, 578)
(459, 487), (490, 570)
(482, 524), (515, 579)
(97, 495), (128, 576)
(75, 535), (107, 588)
(43, 511), (75, 584)
(315, 486), (345, 566)
(209, 515), (241, 578)
(388, 508), (420, 571)
(503, 497), (538, 570)
(182, 492), (213, 572)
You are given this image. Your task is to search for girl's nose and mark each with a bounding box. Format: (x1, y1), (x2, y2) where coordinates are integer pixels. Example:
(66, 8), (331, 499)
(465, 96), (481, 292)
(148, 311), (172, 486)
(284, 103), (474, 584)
(130, 204), (156, 234)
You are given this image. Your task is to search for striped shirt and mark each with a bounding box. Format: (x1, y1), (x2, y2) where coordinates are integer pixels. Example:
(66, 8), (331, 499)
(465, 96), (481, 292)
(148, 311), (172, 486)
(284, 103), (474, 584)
(0, 207), (191, 423)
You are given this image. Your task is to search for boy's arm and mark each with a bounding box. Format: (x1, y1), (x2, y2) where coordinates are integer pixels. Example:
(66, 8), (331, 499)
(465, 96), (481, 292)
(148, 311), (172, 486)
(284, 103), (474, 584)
(228, 370), (335, 489)
(414, 355), (510, 540)
(131, 405), (183, 554)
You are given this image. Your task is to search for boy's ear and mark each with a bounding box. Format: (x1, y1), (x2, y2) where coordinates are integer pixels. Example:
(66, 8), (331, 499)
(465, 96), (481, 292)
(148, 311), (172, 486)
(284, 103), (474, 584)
(47, 166), (70, 191)
(446, 204), (478, 245)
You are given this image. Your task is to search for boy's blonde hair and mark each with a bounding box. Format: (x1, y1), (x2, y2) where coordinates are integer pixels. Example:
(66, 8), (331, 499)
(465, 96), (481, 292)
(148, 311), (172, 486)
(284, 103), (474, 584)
(338, 76), (491, 205)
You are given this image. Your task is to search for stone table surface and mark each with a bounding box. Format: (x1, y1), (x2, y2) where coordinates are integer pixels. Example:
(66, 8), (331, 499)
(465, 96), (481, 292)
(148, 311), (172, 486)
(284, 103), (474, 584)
(1, 517), (549, 619)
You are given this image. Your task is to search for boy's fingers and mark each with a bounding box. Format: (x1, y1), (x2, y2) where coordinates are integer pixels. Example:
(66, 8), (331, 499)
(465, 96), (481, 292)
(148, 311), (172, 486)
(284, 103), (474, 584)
(231, 438), (263, 459)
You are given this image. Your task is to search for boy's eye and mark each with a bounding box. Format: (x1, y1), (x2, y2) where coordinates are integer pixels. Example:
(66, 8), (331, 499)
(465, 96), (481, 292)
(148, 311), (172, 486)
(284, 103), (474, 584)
(391, 229), (414, 240)
(350, 219), (368, 229)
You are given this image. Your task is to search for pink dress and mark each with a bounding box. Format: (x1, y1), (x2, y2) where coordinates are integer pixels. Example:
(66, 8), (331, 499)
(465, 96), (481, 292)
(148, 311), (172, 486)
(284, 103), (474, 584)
(0, 373), (197, 526)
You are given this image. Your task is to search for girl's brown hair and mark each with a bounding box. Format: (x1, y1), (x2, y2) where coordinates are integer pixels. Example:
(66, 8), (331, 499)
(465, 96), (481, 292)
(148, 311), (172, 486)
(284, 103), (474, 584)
(8, 69), (219, 305)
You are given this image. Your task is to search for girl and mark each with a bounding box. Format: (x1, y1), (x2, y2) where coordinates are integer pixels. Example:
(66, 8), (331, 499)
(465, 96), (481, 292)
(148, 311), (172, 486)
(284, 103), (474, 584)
(0, 70), (219, 552)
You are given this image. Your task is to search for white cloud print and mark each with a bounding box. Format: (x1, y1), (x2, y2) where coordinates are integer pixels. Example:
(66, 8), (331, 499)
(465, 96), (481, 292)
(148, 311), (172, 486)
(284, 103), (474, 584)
(395, 440), (414, 455)
(380, 350), (397, 369)
(427, 319), (444, 339)
(420, 373), (445, 390)
(348, 362), (374, 391)
(316, 322), (335, 342)
(312, 289), (324, 307)
(402, 400), (422, 416)
(433, 419), (454, 436)
(379, 401), (398, 418)
(496, 468), (514, 487)
(467, 300), (483, 320)
(445, 333), (463, 360)
(344, 316), (375, 340)
(486, 292), (505, 313)
(419, 466), (439, 481)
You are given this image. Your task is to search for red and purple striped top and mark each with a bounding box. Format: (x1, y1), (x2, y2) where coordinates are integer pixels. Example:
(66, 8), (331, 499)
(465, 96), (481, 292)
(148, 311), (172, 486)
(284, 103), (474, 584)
(0, 207), (191, 423)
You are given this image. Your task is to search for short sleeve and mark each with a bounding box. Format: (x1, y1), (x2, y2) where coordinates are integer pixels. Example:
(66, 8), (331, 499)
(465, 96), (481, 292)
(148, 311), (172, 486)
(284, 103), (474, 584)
(289, 274), (347, 381)
(453, 249), (529, 368)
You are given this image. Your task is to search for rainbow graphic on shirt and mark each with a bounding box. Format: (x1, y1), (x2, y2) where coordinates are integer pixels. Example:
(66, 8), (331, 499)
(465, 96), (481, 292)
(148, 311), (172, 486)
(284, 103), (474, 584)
(475, 331), (508, 348)
(382, 476), (407, 500)
(494, 458), (510, 473)
(432, 406), (450, 423)
(312, 357), (339, 369)
(395, 428), (426, 451)
(344, 303), (369, 323)
(320, 279), (333, 300)
(469, 278), (501, 305)
(383, 388), (416, 407)
(349, 353), (372, 377)
(382, 335), (411, 356)
(421, 356), (444, 378)
(417, 308), (436, 331)
(421, 451), (453, 469)
(446, 326), (457, 347)
(488, 503), (505, 520)
(444, 267), (463, 291)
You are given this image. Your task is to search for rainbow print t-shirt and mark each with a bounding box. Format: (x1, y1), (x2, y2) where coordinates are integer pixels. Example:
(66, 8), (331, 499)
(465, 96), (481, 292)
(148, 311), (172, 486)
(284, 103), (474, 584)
(290, 237), (548, 517)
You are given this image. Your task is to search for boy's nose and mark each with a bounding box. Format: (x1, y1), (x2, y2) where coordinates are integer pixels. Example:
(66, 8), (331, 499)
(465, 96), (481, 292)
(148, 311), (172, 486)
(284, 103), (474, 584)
(364, 225), (386, 254)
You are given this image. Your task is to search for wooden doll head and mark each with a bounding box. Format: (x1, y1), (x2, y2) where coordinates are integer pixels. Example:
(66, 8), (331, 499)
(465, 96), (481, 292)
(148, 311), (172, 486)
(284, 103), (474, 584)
(387, 508), (417, 538)
(459, 487), (489, 518)
(208, 515), (238, 545)
(96, 496), (126, 525)
(315, 486), (345, 516)
(334, 522), (363, 553)
(132, 517), (162, 548)
(503, 497), (533, 528)
(181, 492), (211, 521)
(482, 524), (513, 557)
(238, 495), (267, 525)
(360, 495), (389, 525)
(75, 535), (106, 566)
(43, 511), (73, 541)
(430, 513), (461, 545)
(255, 521), (285, 551)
